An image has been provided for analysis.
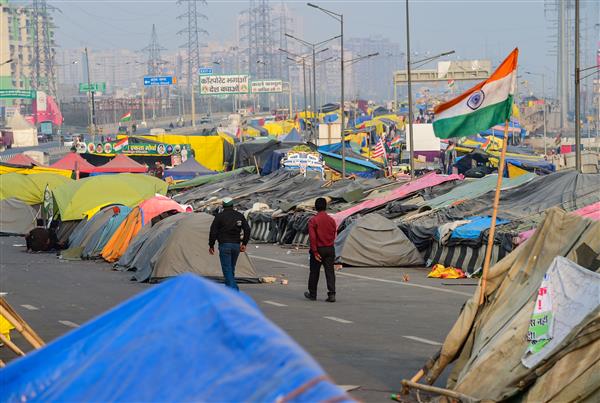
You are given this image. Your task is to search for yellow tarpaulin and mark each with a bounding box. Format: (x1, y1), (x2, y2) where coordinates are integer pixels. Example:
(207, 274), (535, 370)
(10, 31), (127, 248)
(0, 164), (72, 177)
(136, 135), (225, 171)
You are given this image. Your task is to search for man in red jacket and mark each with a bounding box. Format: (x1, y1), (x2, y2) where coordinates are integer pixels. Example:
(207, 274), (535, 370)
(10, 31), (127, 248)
(305, 197), (337, 302)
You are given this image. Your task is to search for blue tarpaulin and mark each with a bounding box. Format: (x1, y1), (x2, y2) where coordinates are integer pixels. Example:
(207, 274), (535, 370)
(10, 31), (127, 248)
(164, 157), (215, 181)
(0, 274), (350, 402)
(280, 128), (302, 142)
(451, 216), (510, 240)
(261, 148), (289, 175)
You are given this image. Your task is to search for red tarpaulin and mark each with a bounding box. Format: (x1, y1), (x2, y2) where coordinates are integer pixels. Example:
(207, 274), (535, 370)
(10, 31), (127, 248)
(51, 153), (97, 173)
(7, 154), (43, 166)
(94, 154), (148, 173)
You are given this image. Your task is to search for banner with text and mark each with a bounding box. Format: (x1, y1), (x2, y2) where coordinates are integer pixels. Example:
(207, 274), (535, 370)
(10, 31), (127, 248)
(251, 79), (283, 93)
(199, 74), (249, 95)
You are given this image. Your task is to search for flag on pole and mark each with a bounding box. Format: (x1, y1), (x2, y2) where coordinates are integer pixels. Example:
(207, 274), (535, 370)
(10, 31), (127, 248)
(371, 138), (386, 158)
(433, 48), (519, 139)
(447, 79), (455, 89)
(119, 111), (132, 122)
(390, 135), (402, 147)
(113, 137), (128, 151)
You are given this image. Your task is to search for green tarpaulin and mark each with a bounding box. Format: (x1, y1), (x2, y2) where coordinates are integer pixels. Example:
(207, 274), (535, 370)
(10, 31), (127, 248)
(0, 173), (72, 205)
(168, 166), (256, 190)
(52, 174), (167, 221)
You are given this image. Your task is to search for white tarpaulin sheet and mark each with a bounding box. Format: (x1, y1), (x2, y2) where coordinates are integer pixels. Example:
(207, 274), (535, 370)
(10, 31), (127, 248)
(521, 256), (600, 369)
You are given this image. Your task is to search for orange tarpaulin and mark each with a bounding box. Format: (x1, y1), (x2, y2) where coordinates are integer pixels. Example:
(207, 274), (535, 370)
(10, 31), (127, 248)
(101, 195), (189, 263)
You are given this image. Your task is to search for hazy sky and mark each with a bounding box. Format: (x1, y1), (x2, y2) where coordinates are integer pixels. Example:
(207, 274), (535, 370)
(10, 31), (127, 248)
(45, 0), (598, 93)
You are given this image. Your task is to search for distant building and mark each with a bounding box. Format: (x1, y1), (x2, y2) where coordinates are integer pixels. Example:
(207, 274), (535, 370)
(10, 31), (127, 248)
(0, 0), (57, 93)
(345, 36), (402, 102)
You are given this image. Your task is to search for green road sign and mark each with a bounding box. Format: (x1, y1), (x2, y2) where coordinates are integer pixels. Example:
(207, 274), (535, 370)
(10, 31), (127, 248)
(79, 82), (107, 93)
(0, 89), (36, 99)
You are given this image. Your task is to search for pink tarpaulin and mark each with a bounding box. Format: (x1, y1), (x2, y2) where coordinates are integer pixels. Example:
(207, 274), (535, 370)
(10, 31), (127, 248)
(331, 173), (463, 227)
(516, 202), (600, 245)
(139, 195), (191, 225)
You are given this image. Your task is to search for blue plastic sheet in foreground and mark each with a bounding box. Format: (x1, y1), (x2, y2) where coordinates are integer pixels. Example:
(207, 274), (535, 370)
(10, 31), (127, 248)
(0, 274), (350, 403)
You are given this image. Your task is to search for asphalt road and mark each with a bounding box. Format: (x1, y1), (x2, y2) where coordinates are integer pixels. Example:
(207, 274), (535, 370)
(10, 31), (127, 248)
(0, 238), (474, 402)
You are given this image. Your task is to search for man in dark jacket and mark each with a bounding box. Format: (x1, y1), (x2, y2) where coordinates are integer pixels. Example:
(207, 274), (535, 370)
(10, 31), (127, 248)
(305, 197), (337, 302)
(209, 198), (251, 291)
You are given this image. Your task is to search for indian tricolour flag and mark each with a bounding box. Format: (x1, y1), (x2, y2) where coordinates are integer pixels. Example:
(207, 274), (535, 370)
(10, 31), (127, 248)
(119, 111), (132, 122)
(113, 137), (128, 151)
(433, 48), (518, 139)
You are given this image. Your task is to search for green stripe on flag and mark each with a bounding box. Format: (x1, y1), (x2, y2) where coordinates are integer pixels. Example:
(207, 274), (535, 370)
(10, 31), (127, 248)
(433, 96), (513, 139)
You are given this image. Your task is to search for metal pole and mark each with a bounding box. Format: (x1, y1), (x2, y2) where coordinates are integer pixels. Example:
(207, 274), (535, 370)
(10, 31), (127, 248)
(288, 82), (293, 118)
(312, 46), (317, 143)
(191, 81), (196, 128)
(405, 0), (415, 178)
(85, 47), (96, 140)
(574, 0), (581, 172)
(393, 79), (397, 111)
(302, 59), (308, 134)
(340, 14), (346, 179)
(141, 86), (146, 123)
(542, 73), (547, 155)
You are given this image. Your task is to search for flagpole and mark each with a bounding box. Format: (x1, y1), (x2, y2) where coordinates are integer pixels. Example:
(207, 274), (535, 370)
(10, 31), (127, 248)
(478, 119), (510, 305)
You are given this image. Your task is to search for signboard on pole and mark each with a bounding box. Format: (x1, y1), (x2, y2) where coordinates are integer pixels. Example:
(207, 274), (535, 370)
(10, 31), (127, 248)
(199, 74), (249, 95)
(79, 82), (106, 93)
(0, 89), (36, 99)
(251, 79), (283, 93)
(143, 76), (176, 87)
(198, 67), (213, 75)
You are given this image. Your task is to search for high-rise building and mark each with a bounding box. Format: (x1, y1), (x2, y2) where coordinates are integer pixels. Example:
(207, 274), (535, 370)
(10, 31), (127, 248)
(345, 36), (402, 102)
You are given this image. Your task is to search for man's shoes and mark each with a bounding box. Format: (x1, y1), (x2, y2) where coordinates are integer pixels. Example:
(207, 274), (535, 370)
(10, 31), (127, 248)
(304, 291), (316, 301)
(326, 294), (336, 303)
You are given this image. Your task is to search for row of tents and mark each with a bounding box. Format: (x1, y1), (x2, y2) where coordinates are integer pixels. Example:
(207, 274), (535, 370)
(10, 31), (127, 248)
(4, 151), (215, 180)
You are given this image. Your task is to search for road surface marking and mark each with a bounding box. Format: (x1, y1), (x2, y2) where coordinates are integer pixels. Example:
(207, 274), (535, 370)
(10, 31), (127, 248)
(58, 320), (79, 328)
(263, 300), (288, 307)
(249, 255), (472, 297)
(20, 304), (39, 311)
(402, 335), (442, 346)
(324, 316), (353, 324)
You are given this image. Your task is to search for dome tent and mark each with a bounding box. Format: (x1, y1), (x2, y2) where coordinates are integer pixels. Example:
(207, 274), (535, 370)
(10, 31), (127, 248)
(335, 213), (424, 267)
(117, 212), (258, 283)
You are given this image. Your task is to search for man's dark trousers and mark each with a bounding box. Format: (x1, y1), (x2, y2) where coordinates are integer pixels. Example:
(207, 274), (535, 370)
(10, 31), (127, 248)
(308, 246), (336, 297)
(219, 243), (240, 291)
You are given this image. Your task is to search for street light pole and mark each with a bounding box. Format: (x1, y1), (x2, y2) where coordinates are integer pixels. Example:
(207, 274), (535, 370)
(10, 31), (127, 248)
(574, 0), (581, 172)
(306, 3), (345, 177)
(85, 47), (96, 140)
(405, 0), (415, 178)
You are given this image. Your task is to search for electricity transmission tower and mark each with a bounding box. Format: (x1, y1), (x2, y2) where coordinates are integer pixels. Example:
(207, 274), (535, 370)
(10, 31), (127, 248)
(177, 0), (208, 91)
(30, 0), (57, 97)
(143, 24), (167, 119)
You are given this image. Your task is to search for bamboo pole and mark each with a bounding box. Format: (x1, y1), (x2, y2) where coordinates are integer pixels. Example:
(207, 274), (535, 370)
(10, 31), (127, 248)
(478, 120), (510, 305)
(0, 333), (26, 356)
(400, 379), (480, 403)
(0, 299), (45, 348)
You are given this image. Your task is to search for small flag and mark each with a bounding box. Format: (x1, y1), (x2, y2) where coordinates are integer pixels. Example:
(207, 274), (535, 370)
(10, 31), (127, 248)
(113, 137), (128, 151)
(447, 79), (455, 88)
(390, 135), (402, 147)
(482, 137), (492, 152)
(371, 138), (386, 158)
(119, 111), (132, 122)
(433, 48), (519, 139)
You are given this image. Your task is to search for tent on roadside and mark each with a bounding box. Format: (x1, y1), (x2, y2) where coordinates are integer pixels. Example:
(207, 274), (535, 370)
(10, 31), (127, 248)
(280, 128), (302, 143)
(0, 173), (72, 205)
(81, 206), (132, 259)
(7, 154), (42, 166)
(0, 199), (37, 235)
(61, 205), (129, 259)
(50, 153), (97, 174)
(0, 274), (349, 402)
(101, 196), (189, 263)
(117, 213), (258, 283)
(335, 213), (423, 267)
(93, 154), (148, 174)
(164, 157), (214, 181)
(51, 173), (167, 221)
(413, 208), (600, 402)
